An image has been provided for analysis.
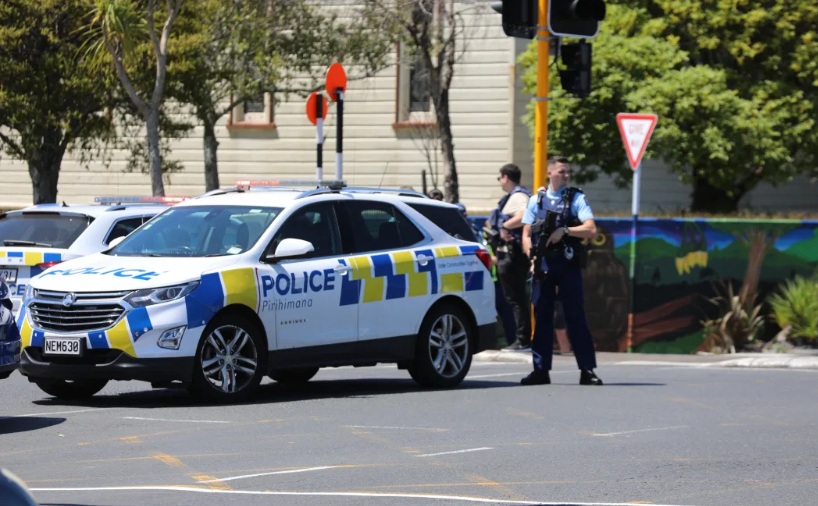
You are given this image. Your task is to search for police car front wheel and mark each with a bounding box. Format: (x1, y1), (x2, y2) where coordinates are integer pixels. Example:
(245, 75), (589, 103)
(33, 378), (108, 399)
(409, 305), (473, 388)
(188, 315), (267, 403)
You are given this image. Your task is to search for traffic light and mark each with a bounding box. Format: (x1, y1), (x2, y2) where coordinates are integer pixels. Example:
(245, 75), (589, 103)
(491, 0), (537, 40)
(549, 0), (606, 38)
(559, 41), (592, 97)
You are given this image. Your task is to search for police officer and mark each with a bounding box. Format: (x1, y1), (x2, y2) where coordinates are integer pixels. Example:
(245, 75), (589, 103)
(520, 155), (603, 385)
(487, 163), (531, 350)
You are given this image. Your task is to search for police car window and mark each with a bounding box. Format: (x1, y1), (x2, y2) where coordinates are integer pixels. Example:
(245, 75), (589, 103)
(407, 203), (477, 242)
(0, 213), (91, 249)
(340, 201), (424, 253)
(105, 217), (146, 245)
(110, 205), (282, 257)
(269, 203), (340, 258)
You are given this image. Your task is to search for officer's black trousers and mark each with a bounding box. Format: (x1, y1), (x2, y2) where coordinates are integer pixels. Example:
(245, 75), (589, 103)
(496, 242), (530, 346)
(530, 256), (597, 371)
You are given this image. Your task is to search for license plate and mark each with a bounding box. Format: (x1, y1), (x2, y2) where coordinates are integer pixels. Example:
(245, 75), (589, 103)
(0, 268), (17, 283)
(43, 337), (83, 356)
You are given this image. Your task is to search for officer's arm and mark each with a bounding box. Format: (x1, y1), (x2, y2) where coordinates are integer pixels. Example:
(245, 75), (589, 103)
(565, 218), (597, 239)
(522, 224), (532, 257)
(502, 209), (525, 230)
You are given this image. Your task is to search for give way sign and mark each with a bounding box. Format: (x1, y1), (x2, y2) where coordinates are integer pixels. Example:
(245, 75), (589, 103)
(616, 113), (658, 170)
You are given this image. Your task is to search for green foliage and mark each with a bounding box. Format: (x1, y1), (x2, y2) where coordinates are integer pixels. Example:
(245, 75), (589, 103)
(701, 281), (765, 353)
(518, 1), (818, 212)
(767, 272), (818, 343)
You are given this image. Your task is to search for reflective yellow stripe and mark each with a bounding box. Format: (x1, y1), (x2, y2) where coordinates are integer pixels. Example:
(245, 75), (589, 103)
(392, 251), (427, 297)
(222, 268), (258, 309)
(24, 252), (44, 266)
(434, 246), (460, 258)
(20, 317), (33, 348)
(350, 255), (383, 303)
(440, 273), (464, 293)
(107, 318), (135, 357)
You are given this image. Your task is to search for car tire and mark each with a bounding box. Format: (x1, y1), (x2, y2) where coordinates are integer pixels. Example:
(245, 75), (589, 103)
(269, 367), (319, 384)
(408, 305), (473, 388)
(188, 314), (267, 403)
(33, 378), (108, 399)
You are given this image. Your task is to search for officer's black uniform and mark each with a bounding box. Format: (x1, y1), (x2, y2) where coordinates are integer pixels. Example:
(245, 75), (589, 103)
(522, 187), (602, 385)
(488, 185), (531, 348)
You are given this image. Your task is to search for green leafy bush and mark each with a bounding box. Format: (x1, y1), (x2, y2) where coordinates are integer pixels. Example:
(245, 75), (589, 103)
(701, 281), (764, 353)
(767, 273), (818, 345)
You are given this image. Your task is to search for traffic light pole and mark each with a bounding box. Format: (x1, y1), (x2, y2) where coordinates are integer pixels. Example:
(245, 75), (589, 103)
(533, 0), (549, 190)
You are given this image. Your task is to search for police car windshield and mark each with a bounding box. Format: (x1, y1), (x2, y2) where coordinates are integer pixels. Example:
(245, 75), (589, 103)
(109, 205), (282, 257)
(0, 213), (91, 249)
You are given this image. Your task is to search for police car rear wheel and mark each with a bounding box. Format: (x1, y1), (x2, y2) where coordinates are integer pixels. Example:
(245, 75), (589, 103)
(33, 378), (108, 399)
(189, 315), (266, 403)
(409, 306), (472, 388)
(269, 367), (319, 384)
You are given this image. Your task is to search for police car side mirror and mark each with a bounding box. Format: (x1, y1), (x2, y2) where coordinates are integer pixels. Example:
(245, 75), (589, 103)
(264, 238), (315, 263)
(108, 236), (126, 248)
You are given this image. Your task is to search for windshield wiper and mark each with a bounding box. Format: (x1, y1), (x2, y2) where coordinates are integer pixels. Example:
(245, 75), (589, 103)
(3, 240), (53, 247)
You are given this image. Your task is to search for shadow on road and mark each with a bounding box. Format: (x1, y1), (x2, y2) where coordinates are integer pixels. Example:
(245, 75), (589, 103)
(0, 416), (65, 434)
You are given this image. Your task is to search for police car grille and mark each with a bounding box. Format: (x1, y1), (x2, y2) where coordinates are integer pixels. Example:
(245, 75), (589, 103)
(29, 290), (129, 332)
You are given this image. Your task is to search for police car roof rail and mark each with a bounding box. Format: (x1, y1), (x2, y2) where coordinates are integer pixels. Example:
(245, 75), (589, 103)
(340, 187), (429, 198)
(94, 196), (189, 206)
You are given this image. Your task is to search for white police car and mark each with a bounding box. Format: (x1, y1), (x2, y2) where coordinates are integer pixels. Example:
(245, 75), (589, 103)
(17, 182), (495, 402)
(0, 197), (185, 314)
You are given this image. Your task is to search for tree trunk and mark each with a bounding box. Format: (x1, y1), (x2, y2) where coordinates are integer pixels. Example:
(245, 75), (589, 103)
(203, 119), (220, 192)
(739, 229), (775, 307)
(436, 89), (458, 203)
(690, 174), (741, 213)
(27, 127), (65, 204)
(145, 110), (165, 197)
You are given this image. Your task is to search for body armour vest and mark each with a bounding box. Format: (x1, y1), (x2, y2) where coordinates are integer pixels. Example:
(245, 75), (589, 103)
(489, 185), (531, 242)
(532, 187), (586, 266)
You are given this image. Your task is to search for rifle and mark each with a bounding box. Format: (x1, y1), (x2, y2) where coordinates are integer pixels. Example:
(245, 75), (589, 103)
(529, 210), (560, 283)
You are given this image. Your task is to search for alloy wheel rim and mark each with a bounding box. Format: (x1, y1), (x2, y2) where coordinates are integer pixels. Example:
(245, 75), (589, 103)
(428, 314), (469, 378)
(200, 324), (258, 393)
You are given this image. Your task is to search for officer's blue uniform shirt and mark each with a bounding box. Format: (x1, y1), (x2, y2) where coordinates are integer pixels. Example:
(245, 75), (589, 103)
(522, 187), (594, 225)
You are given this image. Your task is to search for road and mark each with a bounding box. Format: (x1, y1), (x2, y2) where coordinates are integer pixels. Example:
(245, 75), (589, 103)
(1, 353), (817, 506)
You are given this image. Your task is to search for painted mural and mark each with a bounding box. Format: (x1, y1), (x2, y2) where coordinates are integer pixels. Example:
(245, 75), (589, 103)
(471, 217), (818, 353)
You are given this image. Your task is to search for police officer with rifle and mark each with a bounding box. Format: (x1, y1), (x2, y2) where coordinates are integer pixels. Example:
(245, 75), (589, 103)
(486, 164), (532, 350)
(520, 155), (603, 386)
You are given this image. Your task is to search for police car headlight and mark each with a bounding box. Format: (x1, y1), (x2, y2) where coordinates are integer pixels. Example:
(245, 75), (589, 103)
(125, 281), (199, 308)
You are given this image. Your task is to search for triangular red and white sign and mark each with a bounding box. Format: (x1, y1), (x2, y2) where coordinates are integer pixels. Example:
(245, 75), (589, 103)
(616, 113), (658, 170)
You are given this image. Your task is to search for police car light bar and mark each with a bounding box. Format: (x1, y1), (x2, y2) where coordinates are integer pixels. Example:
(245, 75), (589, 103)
(234, 180), (347, 191)
(94, 196), (189, 205)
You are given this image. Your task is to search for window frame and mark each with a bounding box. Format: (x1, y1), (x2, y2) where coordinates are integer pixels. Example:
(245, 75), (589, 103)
(227, 92), (276, 130)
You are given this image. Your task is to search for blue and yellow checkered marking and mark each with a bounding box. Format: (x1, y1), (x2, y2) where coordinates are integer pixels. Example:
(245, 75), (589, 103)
(338, 246), (484, 305)
(0, 251), (62, 266)
(186, 268), (259, 329)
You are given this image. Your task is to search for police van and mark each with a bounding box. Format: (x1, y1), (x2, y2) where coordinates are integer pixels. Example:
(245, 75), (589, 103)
(0, 197), (185, 313)
(17, 182), (495, 402)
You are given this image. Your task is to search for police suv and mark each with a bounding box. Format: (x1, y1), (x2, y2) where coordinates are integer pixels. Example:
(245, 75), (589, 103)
(17, 182), (495, 402)
(0, 197), (184, 313)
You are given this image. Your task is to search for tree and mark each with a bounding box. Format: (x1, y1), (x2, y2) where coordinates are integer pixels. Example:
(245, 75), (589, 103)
(364, 0), (469, 203)
(168, 0), (395, 191)
(519, 1), (818, 213)
(0, 0), (114, 204)
(84, 0), (184, 197)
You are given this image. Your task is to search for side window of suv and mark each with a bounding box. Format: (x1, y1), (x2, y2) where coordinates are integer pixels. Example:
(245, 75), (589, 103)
(406, 203), (477, 242)
(268, 202), (340, 258)
(105, 217), (150, 245)
(339, 201), (424, 253)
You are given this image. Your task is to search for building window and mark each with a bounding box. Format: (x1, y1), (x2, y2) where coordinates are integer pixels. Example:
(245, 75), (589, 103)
(228, 92), (276, 129)
(395, 43), (435, 126)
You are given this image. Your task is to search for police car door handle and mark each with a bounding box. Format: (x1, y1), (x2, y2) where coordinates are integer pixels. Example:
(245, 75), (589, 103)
(416, 254), (433, 266)
(334, 264), (352, 276)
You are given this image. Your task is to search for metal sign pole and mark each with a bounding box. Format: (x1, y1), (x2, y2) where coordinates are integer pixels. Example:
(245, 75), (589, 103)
(316, 98), (324, 181)
(626, 162), (641, 352)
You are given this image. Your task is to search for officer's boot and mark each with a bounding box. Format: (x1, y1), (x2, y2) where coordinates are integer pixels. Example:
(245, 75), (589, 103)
(520, 369), (551, 385)
(579, 369), (603, 386)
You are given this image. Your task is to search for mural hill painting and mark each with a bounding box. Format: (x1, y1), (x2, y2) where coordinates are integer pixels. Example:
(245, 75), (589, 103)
(470, 217), (818, 353)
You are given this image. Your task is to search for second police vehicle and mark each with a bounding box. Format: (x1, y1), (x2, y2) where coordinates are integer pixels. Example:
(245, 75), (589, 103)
(0, 197), (185, 314)
(17, 182), (495, 402)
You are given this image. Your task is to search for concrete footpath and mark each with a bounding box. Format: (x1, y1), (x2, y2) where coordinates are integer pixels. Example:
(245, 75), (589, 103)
(474, 349), (818, 370)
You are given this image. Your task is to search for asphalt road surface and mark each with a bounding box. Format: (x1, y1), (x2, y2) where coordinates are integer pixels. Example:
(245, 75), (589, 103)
(1, 354), (817, 506)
